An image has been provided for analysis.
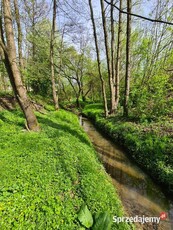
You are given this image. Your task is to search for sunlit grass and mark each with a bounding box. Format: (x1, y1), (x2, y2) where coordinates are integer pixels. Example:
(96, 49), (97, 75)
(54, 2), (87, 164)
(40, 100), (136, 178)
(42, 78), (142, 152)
(0, 109), (132, 229)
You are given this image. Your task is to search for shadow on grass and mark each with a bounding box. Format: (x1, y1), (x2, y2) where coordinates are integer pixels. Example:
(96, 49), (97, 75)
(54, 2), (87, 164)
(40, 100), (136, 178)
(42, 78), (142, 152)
(0, 111), (24, 128)
(38, 116), (91, 147)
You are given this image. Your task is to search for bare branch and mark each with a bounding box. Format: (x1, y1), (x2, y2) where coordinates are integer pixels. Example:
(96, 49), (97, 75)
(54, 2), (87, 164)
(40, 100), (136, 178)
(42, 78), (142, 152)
(104, 0), (173, 26)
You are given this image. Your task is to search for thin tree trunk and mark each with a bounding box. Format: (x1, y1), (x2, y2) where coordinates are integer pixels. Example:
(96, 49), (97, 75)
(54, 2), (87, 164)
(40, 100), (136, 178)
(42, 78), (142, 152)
(2, 0), (39, 131)
(124, 0), (132, 117)
(115, 0), (122, 110)
(32, 1), (36, 60)
(76, 96), (80, 108)
(100, 0), (115, 114)
(110, 0), (116, 114)
(13, 0), (24, 69)
(76, 72), (82, 108)
(0, 26), (7, 92)
(0, 72), (7, 91)
(50, 0), (59, 110)
(88, 0), (108, 117)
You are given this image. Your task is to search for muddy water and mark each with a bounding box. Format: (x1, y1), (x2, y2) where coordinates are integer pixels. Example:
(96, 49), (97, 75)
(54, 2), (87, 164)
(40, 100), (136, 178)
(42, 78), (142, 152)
(81, 117), (173, 230)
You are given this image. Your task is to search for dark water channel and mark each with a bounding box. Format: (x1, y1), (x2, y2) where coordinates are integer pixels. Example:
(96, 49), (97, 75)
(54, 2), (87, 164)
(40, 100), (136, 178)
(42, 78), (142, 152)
(80, 117), (173, 230)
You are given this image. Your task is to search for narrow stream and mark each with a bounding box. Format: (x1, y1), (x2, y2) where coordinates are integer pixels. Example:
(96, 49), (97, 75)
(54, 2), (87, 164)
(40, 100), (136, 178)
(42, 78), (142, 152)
(81, 117), (173, 230)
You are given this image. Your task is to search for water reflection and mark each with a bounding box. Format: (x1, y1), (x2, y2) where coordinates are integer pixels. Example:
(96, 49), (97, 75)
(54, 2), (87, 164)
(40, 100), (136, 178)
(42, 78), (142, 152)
(81, 117), (173, 230)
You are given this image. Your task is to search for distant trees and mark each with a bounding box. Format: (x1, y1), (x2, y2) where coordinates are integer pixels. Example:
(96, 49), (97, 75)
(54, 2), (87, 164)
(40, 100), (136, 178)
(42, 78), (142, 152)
(24, 19), (52, 96)
(127, 0), (173, 119)
(21, 0), (52, 96)
(61, 47), (85, 107)
(60, 45), (99, 107)
(88, 0), (173, 118)
(0, 0), (173, 122)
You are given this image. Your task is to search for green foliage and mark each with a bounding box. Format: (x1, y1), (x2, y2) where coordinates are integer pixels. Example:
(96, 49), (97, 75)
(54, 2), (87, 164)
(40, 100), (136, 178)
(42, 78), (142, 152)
(78, 204), (93, 228)
(130, 73), (172, 121)
(83, 104), (173, 195)
(83, 103), (104, 118)
(0, 109), (131, 229)
(92, 212), (112, 230)
(60, 46), (102, 103)
(25, 19), (60, 96)
(78, 204), (112, 230)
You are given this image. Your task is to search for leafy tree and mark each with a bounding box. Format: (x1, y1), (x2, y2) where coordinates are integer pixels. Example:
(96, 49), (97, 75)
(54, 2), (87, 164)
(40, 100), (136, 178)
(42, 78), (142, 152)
(24, 20), (55, 96)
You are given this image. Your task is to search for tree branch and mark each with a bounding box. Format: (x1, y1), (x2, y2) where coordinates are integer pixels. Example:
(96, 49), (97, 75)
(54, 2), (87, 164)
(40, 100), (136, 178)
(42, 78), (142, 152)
(104, 0), (173, 26)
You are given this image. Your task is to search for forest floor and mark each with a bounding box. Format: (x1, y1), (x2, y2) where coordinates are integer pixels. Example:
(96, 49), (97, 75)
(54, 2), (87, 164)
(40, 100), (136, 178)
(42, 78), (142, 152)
(0, 105), (133, 230)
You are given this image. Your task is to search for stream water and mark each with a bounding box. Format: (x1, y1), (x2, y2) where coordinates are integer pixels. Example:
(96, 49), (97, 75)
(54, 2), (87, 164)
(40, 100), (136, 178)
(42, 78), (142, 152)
(80, 117), (173, 230)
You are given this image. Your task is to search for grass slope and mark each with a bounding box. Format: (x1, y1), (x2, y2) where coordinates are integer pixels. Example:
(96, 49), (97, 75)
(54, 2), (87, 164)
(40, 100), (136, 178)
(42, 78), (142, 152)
(83, 104), (173, 196)
(0, 109), (132, 230)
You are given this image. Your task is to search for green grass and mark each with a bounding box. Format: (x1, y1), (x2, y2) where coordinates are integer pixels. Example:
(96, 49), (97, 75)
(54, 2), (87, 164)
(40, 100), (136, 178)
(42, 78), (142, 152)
(0, 109), (132, 229)
(83, 104), (173, 196)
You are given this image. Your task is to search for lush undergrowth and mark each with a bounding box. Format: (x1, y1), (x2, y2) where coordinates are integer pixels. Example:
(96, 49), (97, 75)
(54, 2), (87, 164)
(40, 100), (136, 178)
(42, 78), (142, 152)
(0, 109), (132, 229)
(83, 104), (173, 196)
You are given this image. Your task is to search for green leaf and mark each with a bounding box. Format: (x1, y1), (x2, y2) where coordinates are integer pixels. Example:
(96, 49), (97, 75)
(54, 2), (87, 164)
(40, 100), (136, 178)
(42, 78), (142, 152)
(78, 204), (93, 228)
(92, 212), (112, 230)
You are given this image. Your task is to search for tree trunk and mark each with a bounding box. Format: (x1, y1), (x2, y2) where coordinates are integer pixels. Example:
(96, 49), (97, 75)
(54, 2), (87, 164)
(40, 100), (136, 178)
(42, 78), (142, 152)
(13, 0), (24, 69)
(32, 1), (36, 60)
(115, 0), (123, 110)
(88, 0), (108, 117)
(76, 96), (80, 108)
(0, 29), (7, 92)
(110, 0), (116, 114)
(124, 0), (132, 117)
(100, 0), (115, 114)
(50, 0), (59, 110)
(2, 0), (39, 131)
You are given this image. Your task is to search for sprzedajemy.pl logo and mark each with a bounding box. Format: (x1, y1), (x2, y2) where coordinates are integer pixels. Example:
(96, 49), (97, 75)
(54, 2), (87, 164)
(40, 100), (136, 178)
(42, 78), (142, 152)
(113, 212), (168, 225)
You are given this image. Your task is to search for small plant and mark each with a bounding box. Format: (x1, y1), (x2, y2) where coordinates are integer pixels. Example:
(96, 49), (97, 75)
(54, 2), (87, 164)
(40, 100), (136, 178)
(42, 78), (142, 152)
(78, 204), (112, 230)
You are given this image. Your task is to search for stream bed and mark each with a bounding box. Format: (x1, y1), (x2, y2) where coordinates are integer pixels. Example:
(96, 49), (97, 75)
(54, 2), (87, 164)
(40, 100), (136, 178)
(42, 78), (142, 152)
(81, 117), (173, 230)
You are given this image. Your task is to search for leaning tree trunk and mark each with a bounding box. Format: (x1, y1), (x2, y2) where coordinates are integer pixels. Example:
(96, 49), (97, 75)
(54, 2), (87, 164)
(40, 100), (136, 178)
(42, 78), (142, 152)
(2, 0), (39, 131)
(50, 0), (59, 110)
(124, 0), (132, 117)
(89, 0), (108, 117)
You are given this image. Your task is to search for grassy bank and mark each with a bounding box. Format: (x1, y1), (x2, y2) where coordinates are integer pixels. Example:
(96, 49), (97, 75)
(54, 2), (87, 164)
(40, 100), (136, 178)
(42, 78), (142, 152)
(83, 104), (173, 196)
(0, 109), (132, 229)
